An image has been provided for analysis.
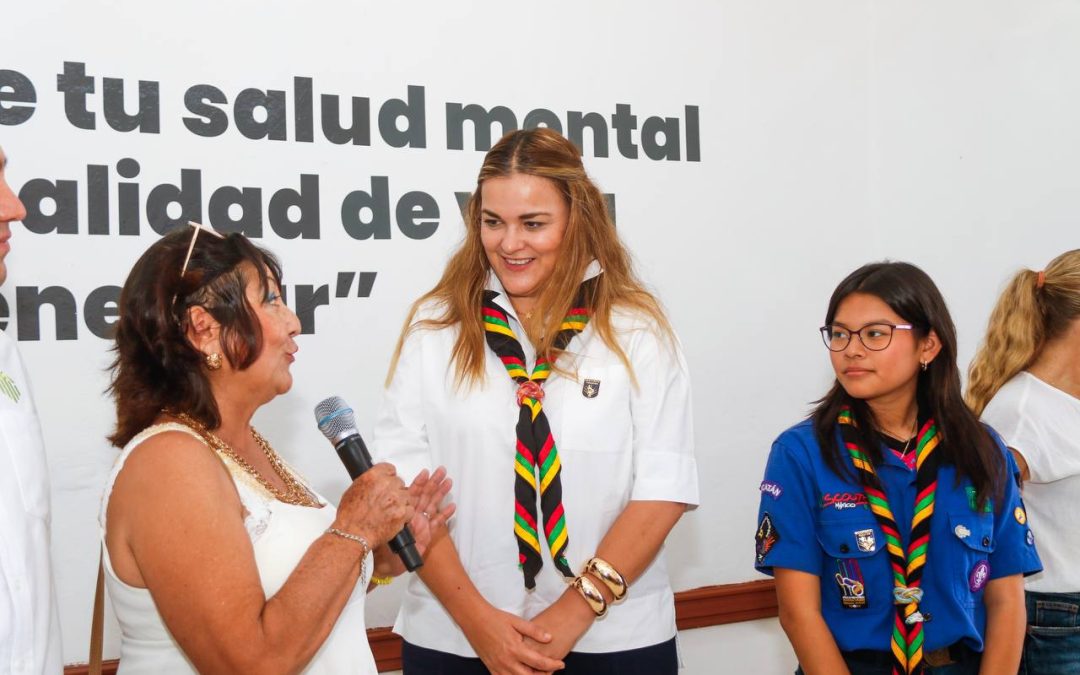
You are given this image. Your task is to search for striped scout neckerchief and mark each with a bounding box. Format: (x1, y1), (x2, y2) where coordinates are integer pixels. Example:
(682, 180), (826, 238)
(839, 407), (942, 675)
(482, 290), (589, 589)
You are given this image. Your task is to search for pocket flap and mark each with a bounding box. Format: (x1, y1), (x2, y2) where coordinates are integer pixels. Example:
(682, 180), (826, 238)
(948, 511), (994, 553)
(817, 517), (884, 559)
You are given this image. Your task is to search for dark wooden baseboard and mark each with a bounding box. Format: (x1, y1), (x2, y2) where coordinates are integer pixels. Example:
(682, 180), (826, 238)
(674, 579), (779, 630)
(64, 579), (777, 674)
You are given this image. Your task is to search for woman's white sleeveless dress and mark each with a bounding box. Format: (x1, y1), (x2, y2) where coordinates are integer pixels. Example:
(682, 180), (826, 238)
(99, 423), (377, 673)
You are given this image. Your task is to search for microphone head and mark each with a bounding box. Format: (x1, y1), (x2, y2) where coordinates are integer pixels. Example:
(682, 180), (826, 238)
(314, 396), (358, 444)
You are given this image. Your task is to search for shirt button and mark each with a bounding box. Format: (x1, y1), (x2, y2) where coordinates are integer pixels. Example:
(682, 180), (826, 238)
(839, 544), (850, 553)
(982, 536), (991, 547)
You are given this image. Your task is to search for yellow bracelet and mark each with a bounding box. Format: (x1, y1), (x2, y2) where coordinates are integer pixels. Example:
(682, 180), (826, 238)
(584, 557), (628, 602)
(370, 575), (394, 586)
(572, 574), (608, 617)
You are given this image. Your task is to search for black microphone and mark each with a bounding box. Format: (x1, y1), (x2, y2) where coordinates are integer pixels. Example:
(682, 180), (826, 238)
(314, 396), (423, 571)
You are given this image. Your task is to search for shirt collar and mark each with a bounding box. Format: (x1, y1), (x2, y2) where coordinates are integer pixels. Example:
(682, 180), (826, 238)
(484, 260), (603, 324)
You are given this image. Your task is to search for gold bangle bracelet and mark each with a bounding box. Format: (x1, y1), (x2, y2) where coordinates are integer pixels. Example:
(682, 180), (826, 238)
(585, 557), (628, 602)
(572, 574), (608, 617)
(369, 575), (394, 586)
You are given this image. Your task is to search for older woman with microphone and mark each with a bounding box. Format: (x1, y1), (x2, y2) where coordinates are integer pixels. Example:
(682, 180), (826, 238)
(101, 224), (453, 673)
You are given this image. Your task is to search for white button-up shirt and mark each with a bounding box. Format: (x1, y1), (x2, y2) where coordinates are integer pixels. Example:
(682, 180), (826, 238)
(374, 267), (698, 656)
(0, 330), (62, 674)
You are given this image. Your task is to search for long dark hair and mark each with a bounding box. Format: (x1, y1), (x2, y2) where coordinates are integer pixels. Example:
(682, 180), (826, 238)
(108, 227), (283, 447)
(811, 262), (1003, 505)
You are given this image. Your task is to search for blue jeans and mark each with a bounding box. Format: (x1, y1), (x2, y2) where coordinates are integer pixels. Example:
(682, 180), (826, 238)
(1020, 590), (1080, 675)
(795, 644), (980, 674)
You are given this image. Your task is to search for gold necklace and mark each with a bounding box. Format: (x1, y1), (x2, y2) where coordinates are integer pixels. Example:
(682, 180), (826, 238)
(886, 418), (919, 457)
(173, 412), (321, 507)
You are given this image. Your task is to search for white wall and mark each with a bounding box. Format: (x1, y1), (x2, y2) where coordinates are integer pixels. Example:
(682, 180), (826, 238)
(3, 0), (1078, 665)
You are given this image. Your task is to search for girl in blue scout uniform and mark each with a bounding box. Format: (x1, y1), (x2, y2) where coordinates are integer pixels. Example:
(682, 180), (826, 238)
(755, 262), (1042, 675)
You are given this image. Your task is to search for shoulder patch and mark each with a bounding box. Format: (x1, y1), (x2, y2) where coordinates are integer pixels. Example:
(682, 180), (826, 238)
(755, 513), (780, 565)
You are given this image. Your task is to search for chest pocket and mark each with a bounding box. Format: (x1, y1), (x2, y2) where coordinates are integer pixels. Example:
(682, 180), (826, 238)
(554, 364), (631, 454)
(946, 510), (995, 605)
(817, 513), (886, 611)
(0, 403), (50, 519)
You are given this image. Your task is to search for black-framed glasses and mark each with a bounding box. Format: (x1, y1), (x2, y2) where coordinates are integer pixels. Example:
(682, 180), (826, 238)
(819, 322), (914, 352)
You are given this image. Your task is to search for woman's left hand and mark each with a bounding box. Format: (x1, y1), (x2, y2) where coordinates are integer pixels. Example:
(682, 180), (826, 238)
(522, 590), (596, 671)
(373, 467), (455, 579)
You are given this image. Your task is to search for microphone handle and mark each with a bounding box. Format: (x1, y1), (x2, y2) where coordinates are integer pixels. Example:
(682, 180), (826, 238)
(334, 435), (424, 571)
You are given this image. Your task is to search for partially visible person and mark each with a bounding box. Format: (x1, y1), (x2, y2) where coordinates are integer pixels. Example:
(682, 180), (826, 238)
(757, 261), (1041, 674)
(0, 146), (63, 674)
(103, 223), (453, 673)
(968, 250), (1080, 675)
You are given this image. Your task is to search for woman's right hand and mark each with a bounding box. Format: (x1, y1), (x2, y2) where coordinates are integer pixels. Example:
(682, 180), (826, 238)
(462, 605), (564, 675)
(332, 463), (413, 548)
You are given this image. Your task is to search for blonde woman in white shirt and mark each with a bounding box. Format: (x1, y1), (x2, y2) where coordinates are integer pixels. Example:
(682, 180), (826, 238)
(968, 249), (1080, 675)
(376, 128), (699, 675)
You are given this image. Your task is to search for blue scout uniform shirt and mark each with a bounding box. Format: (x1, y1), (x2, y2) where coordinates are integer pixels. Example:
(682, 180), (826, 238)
(755, 419), (1042, 653)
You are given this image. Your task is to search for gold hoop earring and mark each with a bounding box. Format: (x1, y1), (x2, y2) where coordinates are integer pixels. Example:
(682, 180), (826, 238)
(205, 352), (223, 370)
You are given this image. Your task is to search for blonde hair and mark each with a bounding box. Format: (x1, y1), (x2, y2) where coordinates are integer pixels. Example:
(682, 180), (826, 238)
(387, 128), (672, 386)
(967, 249), (1080, 415)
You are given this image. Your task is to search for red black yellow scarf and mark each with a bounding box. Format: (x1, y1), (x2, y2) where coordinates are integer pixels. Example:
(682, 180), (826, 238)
(482, 290), (589, 589)
(839, 407), (941, 675)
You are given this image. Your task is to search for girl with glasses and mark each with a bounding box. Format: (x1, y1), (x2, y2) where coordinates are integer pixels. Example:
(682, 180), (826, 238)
(755, 261), (1041, 674)
(968, 250), (1080, 675)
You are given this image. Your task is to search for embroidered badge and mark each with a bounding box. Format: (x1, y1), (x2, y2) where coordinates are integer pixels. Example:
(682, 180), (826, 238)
(969, 560), (990, 593)
(755, 513), (779, 565)
(954, 524), (971, 540)
(965, 486), (993, 513)
(835, 559), (868, 609)
(0, 371), (20, 404)
(582, 378), (600, 399)
(1026, 529), (1035, 546)
(759, 481), (783, 500)
(1014, 506), (1027, 525)
(854, 528), (876, 553)
(821, 492), (869, 510)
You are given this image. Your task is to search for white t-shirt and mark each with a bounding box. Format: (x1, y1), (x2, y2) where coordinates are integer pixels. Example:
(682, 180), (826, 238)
(981, 371), (1080, 593)
(373, 268), (699, 656)
(0, 330), (62, 674)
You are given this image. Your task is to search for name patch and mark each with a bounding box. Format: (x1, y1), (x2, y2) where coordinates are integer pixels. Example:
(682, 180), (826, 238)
(759, 481), (783, 500)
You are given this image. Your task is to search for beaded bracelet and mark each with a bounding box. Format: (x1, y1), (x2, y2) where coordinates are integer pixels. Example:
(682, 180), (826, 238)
(584, 557), (628, 602)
